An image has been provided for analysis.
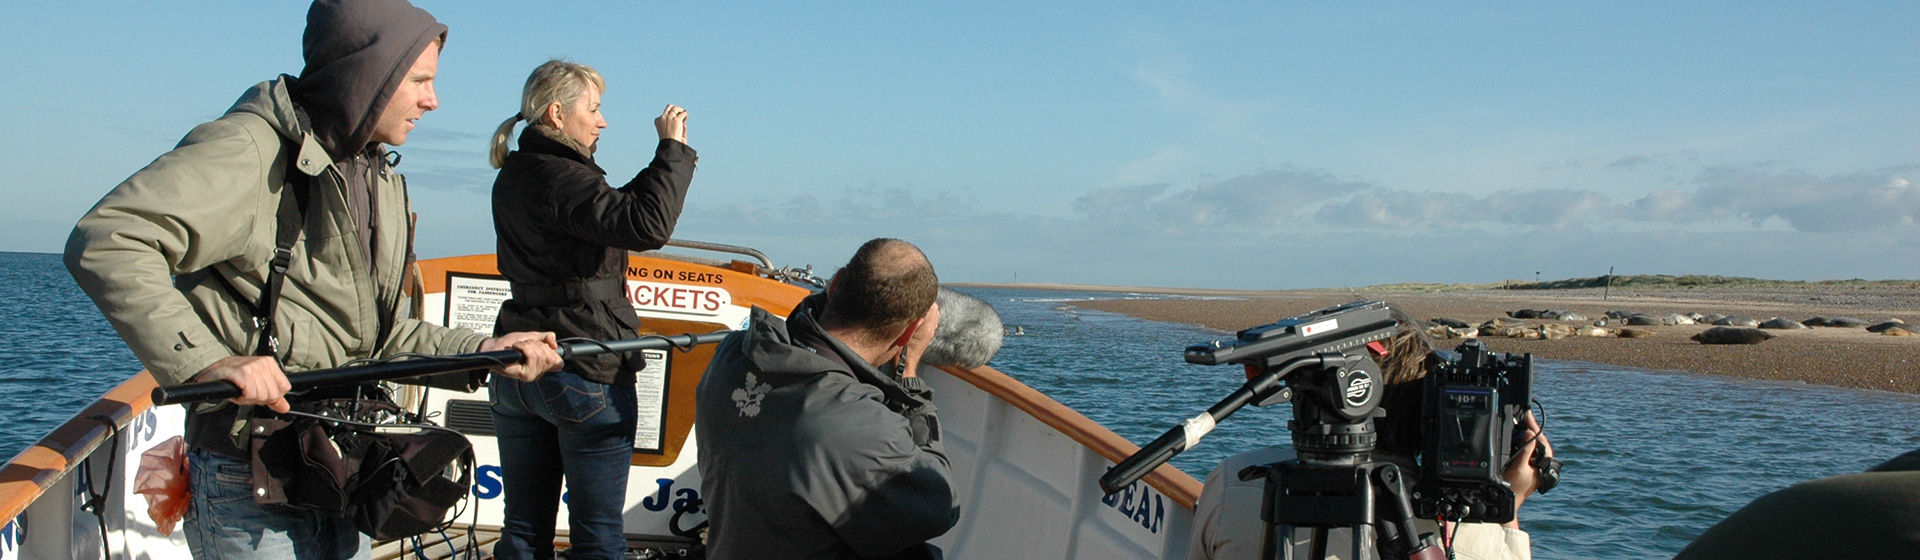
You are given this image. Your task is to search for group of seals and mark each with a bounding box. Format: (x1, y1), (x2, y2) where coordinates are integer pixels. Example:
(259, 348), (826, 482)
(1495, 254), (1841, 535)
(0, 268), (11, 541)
(1422, 309), (1915, 345)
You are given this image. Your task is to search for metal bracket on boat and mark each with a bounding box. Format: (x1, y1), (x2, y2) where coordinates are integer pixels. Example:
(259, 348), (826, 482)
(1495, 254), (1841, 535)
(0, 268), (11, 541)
(767, 264), (826, 291)
(645, 239), (827, 290)
(656, 239), (774, 269)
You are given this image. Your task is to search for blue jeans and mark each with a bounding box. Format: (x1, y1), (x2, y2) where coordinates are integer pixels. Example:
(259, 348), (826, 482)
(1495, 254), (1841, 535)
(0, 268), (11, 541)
(182, 448), (369, 560)
(489, 371), (637, 560)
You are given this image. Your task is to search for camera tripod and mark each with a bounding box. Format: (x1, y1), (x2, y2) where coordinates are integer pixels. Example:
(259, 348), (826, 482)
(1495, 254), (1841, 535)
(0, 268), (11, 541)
(1247, 451), (1442, 560)
(1244, 360), (1446, 560)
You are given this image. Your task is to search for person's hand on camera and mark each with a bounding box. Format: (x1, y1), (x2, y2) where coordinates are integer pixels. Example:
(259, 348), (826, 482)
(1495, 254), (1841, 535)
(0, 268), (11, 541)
(483, 331), (563, 382)
(655, 104), (688, 145)
(1501, 411), (1554, 528)
(896, 302), (942, 379)
(194, 355), (292, 413)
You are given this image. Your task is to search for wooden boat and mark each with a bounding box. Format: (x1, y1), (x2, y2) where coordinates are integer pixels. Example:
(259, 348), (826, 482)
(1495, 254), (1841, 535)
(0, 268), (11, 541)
(0, 242), (1200, 559)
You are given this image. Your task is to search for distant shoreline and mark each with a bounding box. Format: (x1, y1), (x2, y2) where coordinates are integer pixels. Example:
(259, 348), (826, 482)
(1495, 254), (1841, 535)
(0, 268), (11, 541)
(957, 283), (1920, 394)
(948, 282), (1286, 297)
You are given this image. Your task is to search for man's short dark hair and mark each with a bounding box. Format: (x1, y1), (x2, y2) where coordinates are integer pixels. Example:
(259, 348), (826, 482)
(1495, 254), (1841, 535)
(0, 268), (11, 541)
(822, 238), (938, 340)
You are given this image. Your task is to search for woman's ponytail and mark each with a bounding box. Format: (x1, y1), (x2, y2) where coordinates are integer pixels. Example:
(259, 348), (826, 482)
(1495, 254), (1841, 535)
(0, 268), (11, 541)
(492, 60), (605, 168)
(488, 113), (522, 169)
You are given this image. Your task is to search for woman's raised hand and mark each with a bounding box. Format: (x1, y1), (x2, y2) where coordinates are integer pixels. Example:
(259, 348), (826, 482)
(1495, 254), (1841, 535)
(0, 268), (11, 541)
(655, 104), (688, 144)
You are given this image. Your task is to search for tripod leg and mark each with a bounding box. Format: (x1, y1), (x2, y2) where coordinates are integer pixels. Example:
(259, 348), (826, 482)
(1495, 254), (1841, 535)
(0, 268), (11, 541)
(1266, 525), (1370, 560)
(1375, 465), (1446, 560)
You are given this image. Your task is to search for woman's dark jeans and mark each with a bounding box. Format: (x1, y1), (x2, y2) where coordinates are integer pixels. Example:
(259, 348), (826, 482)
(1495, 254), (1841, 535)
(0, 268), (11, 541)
(489, 371), (637, 560)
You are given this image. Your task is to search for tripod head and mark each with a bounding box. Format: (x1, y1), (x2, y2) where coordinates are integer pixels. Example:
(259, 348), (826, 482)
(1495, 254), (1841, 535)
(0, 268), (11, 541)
(1101, 301), (1397, 493)
(1187, 300), (1397, 460)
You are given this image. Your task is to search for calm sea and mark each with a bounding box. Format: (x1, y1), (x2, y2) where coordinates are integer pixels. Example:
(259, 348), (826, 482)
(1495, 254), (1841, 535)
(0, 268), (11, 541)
(6, 253), (1918, 559)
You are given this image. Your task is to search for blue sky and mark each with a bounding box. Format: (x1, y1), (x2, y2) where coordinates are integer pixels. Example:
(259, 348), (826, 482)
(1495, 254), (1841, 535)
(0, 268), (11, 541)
(4, 2), (1915, 289)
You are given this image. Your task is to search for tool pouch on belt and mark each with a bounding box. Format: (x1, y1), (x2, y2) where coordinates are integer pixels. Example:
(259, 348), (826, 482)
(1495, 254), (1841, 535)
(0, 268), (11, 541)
(247, 388), (474, 540)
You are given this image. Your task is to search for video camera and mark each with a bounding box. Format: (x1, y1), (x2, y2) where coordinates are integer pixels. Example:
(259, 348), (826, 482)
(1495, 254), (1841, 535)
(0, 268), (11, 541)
(1100, 300), (1559, 560)
(1415, 339), (1551, 524)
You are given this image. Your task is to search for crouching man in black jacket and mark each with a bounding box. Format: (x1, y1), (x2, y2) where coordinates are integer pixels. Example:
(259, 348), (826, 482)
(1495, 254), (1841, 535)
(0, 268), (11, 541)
(696, 238), (958, 559)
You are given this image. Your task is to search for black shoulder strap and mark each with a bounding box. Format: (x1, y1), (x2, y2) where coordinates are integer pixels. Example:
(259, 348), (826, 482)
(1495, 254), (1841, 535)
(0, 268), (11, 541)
(254, 163), (312, 357)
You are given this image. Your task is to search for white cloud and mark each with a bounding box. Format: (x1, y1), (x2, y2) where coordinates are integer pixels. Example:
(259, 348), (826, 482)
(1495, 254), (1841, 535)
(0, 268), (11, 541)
(1073, 168), (1371, 234)
(1314, 190), (1478, 229)
(1676, 167), (1920, 232)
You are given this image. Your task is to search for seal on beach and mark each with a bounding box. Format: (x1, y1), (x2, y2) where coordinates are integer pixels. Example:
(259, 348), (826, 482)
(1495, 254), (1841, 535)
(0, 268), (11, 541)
(1701, 313), (1729, 324)
(1430, 317), (1472, 329)
(1662, 314), (1697, 326)
(1624, 315), (1663, 326)
(1759, 317), (1809, 330)
(1714, 316), (1761, 327)
(1428, 325), (1479, 339)
(1804, 316), (1870, 328)
(1692, 327), (1776, 345)
(1507, 309), (1542, 319)
(1576, 326), (1613, 338)
(1867, 320), (1908, 333)
(1617, 328), (1656, 338)
(1480, 317), (1527, 329)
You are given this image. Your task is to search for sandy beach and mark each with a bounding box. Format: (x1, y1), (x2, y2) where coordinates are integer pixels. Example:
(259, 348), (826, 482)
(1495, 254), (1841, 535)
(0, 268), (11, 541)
(965, 283), (1920, 394)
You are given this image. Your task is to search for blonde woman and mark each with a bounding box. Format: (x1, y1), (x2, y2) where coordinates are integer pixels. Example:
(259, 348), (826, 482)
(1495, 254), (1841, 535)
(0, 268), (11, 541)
(486, 59), (695, 560)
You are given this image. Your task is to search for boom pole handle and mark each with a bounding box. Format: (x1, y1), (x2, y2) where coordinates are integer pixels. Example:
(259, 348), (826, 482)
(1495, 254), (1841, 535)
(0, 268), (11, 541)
(152, 331), (732, 406)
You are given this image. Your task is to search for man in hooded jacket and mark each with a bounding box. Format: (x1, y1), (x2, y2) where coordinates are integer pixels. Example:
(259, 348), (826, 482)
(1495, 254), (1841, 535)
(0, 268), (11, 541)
(64, 1), (560, 558)
(696, 238), (960, 560)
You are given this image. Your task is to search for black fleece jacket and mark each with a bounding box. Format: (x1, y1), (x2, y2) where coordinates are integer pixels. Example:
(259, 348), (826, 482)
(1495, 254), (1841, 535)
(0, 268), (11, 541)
(695, 294), (957, 559)
(490, 127), (696, 383)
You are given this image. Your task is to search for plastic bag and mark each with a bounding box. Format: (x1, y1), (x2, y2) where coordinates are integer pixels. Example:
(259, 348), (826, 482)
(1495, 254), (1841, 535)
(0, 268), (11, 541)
(133, 435), (190, 536)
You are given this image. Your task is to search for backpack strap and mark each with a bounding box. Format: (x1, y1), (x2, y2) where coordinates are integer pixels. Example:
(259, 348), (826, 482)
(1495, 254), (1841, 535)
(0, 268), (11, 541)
(253, 169), (311, 357)
(211, 139), (312, 359)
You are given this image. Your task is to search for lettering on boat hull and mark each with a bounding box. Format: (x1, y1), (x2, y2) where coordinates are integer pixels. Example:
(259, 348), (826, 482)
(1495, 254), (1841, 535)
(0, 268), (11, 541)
(469, 466), (703, 514)
(638, 478), (702, 514)
(626, 280), (731, 318)
(1101, 481), (1166, 534)
(0, 518), (24, 560)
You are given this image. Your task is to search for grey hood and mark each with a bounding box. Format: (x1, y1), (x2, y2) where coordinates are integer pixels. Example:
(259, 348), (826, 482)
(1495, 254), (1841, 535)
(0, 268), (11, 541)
(292, 0), (447, 159)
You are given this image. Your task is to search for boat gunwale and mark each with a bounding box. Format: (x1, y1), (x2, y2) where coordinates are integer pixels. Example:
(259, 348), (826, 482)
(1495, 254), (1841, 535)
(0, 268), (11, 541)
(0, 370), (157, 528)
(935, 363), (1202, 509)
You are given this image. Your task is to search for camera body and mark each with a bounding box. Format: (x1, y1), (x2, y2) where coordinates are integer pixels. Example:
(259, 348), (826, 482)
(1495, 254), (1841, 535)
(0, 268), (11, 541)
(1415, 339), (1533, 524)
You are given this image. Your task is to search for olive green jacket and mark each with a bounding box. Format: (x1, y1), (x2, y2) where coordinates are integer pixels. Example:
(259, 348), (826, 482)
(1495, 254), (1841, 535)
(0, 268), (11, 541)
(65, 76), (486, 387)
